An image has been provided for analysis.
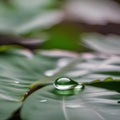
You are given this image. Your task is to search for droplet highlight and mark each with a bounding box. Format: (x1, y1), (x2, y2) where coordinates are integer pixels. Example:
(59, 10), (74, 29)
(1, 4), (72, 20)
(14, 81), (20, 84)
(66, 104), (84, 108)
(54, 77), (78, 90)
(53, 77), (84, 96)
(40, 100), (47, 103)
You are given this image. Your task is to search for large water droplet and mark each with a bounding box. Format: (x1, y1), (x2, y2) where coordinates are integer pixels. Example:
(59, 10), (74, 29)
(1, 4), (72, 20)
(54, 77), (78, 90)
(53, 77), (84, 96)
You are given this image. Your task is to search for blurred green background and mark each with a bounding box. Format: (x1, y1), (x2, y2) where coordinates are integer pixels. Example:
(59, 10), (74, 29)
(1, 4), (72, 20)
(0, 0), (120, 52)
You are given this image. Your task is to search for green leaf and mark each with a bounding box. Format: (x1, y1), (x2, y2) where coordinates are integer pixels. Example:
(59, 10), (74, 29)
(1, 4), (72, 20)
(82, 33), (120, 54)
(0, 0), (62, 34)
(89, 80), (120, 93)
(0, 50), (120, 119)
(0, 100), (22, 120)
(0, 50), (76, 120)
(21, 85), (120, 120)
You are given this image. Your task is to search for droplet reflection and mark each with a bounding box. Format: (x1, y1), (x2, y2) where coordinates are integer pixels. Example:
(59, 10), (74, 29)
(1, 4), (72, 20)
(53, 77), (84, 96)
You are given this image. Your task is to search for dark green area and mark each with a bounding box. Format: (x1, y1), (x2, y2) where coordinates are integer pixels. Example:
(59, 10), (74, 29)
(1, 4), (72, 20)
(89, 81), (120, 93)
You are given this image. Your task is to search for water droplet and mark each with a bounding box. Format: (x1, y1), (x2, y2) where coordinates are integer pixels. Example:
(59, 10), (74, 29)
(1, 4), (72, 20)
(66, 104), (84, 108)
(54, 77), (78, 90)
(40, 100), (47, 103)
(53, 77), (84, 96)
(14, 81), (20, 84)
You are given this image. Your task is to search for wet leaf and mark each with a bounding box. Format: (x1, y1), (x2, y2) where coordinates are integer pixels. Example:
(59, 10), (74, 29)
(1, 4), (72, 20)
(21, 85), (120, 120)
(0, 50), (120, 119)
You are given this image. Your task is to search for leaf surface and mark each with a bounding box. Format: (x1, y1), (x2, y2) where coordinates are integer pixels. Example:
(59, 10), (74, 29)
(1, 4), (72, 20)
(0, 50), (120, 119)
(21, 85), (120, 120)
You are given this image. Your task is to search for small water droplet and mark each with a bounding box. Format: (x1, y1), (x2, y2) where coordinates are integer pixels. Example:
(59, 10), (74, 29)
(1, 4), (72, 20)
(14, 81), (20, 84)
(53, 77), (84, 96)
(40, 100), (47, 103)
(66, 104), (84, 108)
